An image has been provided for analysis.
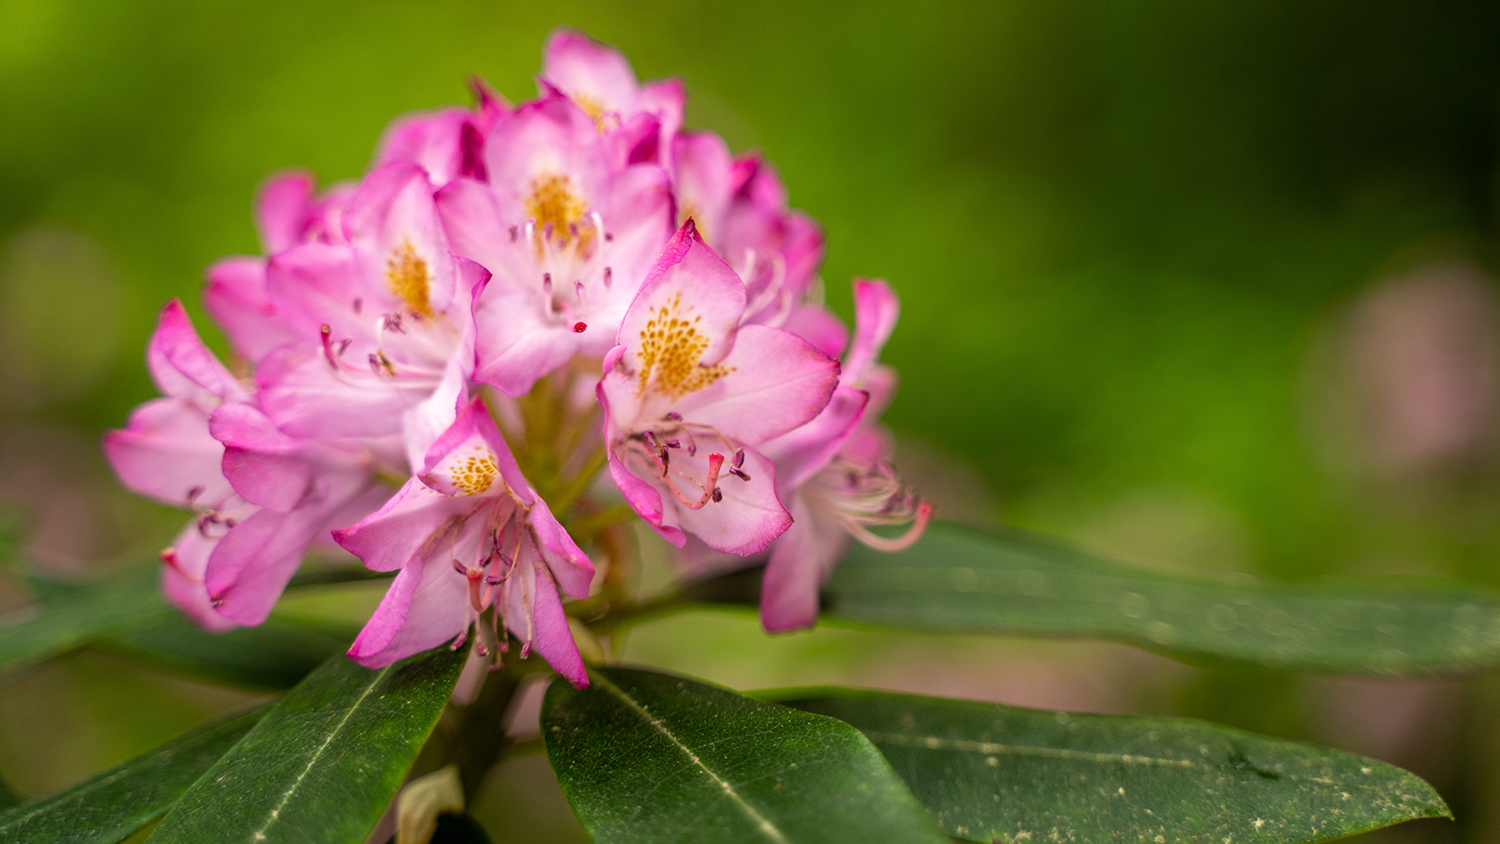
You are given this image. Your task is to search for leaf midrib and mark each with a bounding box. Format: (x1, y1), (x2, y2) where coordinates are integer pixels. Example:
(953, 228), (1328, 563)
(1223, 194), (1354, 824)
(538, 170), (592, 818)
(244, 664), (391, 843)
(593, 673), (791, 844)
(860, 730), (1414, 793)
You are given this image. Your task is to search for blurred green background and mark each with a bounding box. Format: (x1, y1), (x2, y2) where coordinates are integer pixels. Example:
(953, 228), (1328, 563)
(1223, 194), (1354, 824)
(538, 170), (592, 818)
(3, 0), (1500, 841)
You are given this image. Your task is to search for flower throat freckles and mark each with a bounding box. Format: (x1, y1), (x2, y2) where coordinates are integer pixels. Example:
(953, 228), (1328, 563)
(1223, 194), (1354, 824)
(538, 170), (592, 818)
(525, 173), (595, 258)
(636, 294), (733, 400)
(385, 239), (433, 317)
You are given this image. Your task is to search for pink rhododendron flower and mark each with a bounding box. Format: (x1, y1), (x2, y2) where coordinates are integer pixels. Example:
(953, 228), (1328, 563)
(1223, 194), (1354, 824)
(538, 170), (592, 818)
(670, 131), (826, 332)
(437, 92), (673, 395)
(598, 221), (839, 555)
(257, 161), (484, 462)
(335, 398), (593, 685)
(756, 279), (931, 631)
(103, 302), (389, 628)
(541, 28), (684, 169)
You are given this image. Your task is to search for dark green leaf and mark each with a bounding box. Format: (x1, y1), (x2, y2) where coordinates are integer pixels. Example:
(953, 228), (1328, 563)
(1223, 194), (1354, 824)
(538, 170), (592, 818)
(783, 689), (1449, 844)
(0, 566), (173, 675)
(818, 521), (1500, 674)
(0, 707), (266, 844)
(147, 646), (467, 844)
(105, 618), (356, 690)
(543, 666), (950, 844)
(0, 776), (22, 810)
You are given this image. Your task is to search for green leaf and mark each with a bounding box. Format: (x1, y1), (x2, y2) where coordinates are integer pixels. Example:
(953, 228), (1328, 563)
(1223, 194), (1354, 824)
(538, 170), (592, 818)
(782, 689), (1450, 844)
(0, 707), (266, 844)
(105, 618), (356, 690)
(147, 646), (467, 844)
(0, 776), (22, 810)
(817, 521), (1500, 674)
(0, 565), (174, 674)
(542, 666), (950, 844)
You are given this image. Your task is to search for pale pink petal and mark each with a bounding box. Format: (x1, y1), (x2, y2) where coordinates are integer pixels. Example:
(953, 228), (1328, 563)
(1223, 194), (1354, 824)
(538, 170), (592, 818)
(671, 324), (840, 444)
(420, 398), (534, 505)
(333, 476), (473, 573)
(103, 397), (233, 508)
(434, 178), (537, 291)
(616, 221), (745, 372)
(484, 94), (609, 223)
(542, 28), (640, 116)
(471, 281), (581, 397)
(760, 495), (850, 632)
(348, 558), (469, 668)
(761, 386), (869, 489)
(781, 304), (849, 360)
(203, 256), (298, 362)
(671, 447), (790, 556)
(262, 242), (368, 344)
(343, 162), (458, 316)
(672, 131), (736, 242)
(256, 346), (432, 439)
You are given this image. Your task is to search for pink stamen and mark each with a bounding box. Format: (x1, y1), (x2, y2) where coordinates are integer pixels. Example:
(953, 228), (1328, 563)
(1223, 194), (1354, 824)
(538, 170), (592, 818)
(849, 500), (934, 552)
(664, 452), (724, 510)
(466, 568), (486, 613)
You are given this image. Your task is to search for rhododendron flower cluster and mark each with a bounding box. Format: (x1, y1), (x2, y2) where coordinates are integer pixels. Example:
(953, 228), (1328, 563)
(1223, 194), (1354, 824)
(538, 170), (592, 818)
(104, 29), (929, 688)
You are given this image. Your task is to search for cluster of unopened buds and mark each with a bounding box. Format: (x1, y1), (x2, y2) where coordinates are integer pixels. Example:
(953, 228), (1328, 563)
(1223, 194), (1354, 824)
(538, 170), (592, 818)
(104, 30), (931, 689)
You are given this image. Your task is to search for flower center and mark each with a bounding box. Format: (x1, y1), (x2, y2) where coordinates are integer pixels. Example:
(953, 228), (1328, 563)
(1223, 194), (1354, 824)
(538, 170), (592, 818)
(525, 173), (593, 256)
(637, 293), (734, 399)
(448, 447), (499, 495)
(385, 239), (433, 316)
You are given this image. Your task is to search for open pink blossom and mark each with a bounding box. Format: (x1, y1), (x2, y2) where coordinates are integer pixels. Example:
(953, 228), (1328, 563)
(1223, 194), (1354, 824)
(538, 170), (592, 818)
(671, 131), (826, 331)
(756, 278), (931, 631)
(204, 171), (357, 363)
(540, 28), (684, 169)
(598, 221), (840, 555)
(372, 82), (509, 189)
(256, 161), (484, 463)
(335, 398), (593, 685)
(103, 301), (391, 629)
(436, 92), (673, 395)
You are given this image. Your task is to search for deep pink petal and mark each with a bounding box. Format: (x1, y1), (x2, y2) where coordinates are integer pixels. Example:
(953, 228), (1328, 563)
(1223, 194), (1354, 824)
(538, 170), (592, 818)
(527, 494), (594, 598)
(210, 403), (314, 513)
(508, 558), (587, 688)
(203, 497), (350, 626)
(162, 516), (244, 633)
(148, 300), (248, 406)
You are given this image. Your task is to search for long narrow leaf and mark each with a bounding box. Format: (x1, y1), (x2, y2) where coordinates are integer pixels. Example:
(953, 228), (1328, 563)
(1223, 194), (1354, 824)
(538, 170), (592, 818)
(0, 707), (265, 844)
(810, 521), (1500, 674)
(106, 619), (355, 690)
(0, 566), (173, 675)
(782, 689), (1449, 844)
(543, 666), (950, 844)
(146, 646), (466, 844)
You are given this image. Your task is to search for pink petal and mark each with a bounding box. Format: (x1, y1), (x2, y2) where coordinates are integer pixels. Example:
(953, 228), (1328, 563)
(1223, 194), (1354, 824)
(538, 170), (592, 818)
(333, 476), (473, 573)
(672, 324), (840, 444)
(484, 94), (609, 224)
(256, 346), (432, 439)
(262, 242), (368, 344)
(506, 558), (587, 688)
(348, 558), (469, 668)
(845, 278), (900, 385)
(761, 386), (869, 490)
(420, 398), (534, 506)
(671, 446), (791, 556)
(616, 220), (745, 372)
(103, 397), (233, 508)
(760, 495), (850, 632)
(671, 131), (736, 243)
(255, 170), (317, 253)
(162, 516), (243, 633)
(373, 108), (472, 188)
(203, 256), (298, 362)
(210, 403), (315, 513)
(343, 162), (458, 317)
(147, 300), (248, 406)
(781, 304), (849, 360)
(542, 28), (640, 116)
(471, 280), (581, 397)
(527, 494), (594, 598)
(203, 497), (349, 626)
